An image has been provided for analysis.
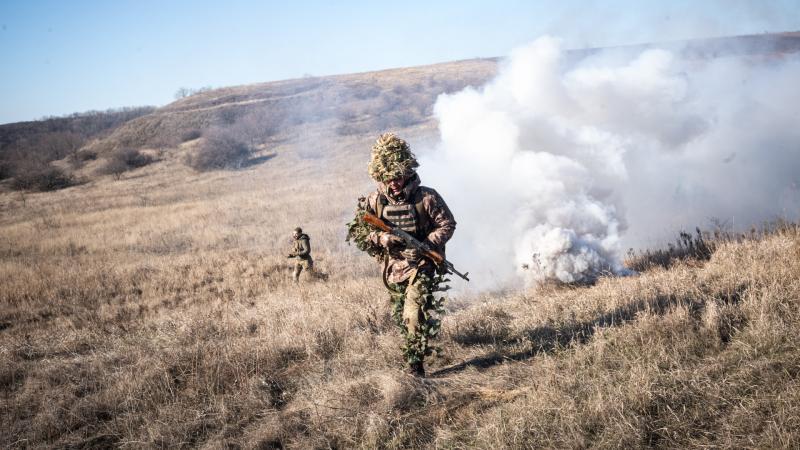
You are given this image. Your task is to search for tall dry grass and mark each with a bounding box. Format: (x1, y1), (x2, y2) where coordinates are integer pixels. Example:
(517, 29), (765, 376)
(2, 124), (800, 448)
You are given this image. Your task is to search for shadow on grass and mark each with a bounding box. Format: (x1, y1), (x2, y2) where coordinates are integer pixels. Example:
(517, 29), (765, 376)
(242, 152), (277, 168)
(430, 285), (746, 378)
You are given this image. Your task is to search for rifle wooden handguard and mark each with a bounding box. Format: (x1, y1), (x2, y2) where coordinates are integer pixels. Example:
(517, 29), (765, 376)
(362, 213), (445, 265)
(362, 213), (391, 232)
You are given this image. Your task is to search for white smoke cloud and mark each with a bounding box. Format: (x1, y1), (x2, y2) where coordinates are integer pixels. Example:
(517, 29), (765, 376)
(418, 36), (800, 288)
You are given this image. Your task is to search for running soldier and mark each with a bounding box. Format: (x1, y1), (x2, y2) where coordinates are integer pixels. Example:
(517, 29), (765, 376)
(347, 133), (456, 377)
(287, 227), (313, 282)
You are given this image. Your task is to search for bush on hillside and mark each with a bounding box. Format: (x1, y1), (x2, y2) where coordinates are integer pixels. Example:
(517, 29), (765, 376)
(625, 227), (716, 271)
(335, 122), (367, 136)
(350, 83), (382, 100)
(101, 147), (155, 179)
(11, 165), (76, 191)
(76, 150), (98, 161)
(185, 128), (253, 171)
(180, 129), (203, 142)
(232, 109), (280, 146)
(0, 160), (12, 181)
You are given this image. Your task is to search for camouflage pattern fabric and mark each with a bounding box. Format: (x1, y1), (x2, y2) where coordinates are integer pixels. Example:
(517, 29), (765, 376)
(292, 258), (313, 282)
(289, 234), (313, 281)
(367, 174), (456, 284)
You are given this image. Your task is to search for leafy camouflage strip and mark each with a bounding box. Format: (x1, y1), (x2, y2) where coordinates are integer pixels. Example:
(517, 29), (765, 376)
(367, 133), (419, 183)
(346, 206), (385, 259)
(388, 272), (448, 365)
(346, 202), (448, 366)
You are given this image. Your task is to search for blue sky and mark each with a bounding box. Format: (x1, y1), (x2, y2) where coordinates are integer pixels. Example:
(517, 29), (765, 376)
(1, 0), (798, 124)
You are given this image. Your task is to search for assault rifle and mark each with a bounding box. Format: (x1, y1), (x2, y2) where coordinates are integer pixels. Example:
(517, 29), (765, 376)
(362, 212), (470, 282)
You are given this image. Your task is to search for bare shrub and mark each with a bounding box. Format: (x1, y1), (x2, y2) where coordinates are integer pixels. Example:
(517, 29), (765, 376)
(76, 150), (97, 161)
(350, 83), (382, 100)
(11, 164), (76, 191)
(175, 86), (213, 99)
(180, 129), (202, 142)
(233, 109), (279, 147)
(185, 128), (252, 171)
(0, 159), (12, 180)
(626, 227), (715, 271)
(174, 87), (190, 99)
(335, 122), (366, 136)
(336, 106), (359, 122)
(101, 148), (155, 179)
(379, 92), (403, 111)
(391, 85), (409, 96)
(376, 111), (423, 130)
(217, 108), (240, 125)
(40, 131), (85, 161)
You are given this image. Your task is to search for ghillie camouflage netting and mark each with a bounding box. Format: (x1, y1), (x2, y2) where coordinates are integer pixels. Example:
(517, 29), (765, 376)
(367, 133), (419, 183)
(388, 272), (448, 365)
(346, 200), (448, 365)
(345, 206), (385, 259)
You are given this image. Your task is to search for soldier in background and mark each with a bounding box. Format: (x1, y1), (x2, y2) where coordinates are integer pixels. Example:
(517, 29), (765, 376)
(347, 133), (457, 377)
(287, 227), (313, 282)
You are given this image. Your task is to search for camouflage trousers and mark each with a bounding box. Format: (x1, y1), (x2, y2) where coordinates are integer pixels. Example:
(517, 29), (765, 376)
(389, 271), (445, 367)
(292, 257), (313, 282)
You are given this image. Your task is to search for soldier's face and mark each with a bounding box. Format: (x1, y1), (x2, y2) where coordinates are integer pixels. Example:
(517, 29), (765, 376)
(387, 176), (407, 194)
(292, 232), (300, 239)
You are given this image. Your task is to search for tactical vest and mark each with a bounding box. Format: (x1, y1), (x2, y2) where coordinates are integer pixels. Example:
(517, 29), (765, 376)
(374, 191), (430, 240)
(293, 235), (311, 259)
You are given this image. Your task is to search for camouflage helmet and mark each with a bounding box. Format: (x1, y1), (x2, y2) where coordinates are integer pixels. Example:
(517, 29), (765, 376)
(368, 133), (419, 183)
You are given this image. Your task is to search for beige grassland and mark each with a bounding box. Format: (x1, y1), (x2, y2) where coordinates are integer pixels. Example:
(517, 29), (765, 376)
(2, 120), (800, 449)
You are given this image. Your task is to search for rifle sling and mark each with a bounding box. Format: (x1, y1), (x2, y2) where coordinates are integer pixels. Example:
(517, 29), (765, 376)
(381, 254), (403, 294)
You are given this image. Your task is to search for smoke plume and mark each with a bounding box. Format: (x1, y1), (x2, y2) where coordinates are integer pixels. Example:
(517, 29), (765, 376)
(419, 36), (800, 288)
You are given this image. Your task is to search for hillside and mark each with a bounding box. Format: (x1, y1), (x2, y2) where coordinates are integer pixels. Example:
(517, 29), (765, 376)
(79, 58), (496, 159)
(1, 32), (800, 448)
(3, 31), (799, 194)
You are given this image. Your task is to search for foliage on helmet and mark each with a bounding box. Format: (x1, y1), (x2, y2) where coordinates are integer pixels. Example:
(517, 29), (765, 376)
(367, 133), (419, 182)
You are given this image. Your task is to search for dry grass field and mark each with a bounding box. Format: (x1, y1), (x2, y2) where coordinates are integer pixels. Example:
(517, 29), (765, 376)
(3, 115), (800, 448)
(3, 42), (800, 448)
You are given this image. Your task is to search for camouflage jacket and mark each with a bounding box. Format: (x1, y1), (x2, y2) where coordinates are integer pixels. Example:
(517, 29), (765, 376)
(290, 234), (312, 260)
(364, 174), (456, 283)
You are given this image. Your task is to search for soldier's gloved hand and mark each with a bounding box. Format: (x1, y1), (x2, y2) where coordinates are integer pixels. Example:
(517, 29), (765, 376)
(400, 248), (422, 263)
(378, 232), (404, 249)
